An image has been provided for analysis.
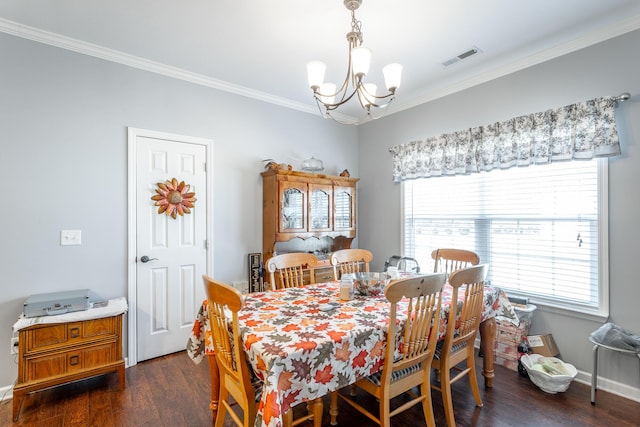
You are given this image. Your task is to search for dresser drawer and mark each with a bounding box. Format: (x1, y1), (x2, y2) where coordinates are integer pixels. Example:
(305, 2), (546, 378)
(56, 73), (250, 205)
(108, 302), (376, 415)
(315, 267), (335, 283)
(24, 316), (119, 353)
(23, 341), (118, 382)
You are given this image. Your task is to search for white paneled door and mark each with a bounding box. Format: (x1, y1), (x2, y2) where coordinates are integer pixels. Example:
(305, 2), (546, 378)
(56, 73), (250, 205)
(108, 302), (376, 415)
(131, 129), (209, 362)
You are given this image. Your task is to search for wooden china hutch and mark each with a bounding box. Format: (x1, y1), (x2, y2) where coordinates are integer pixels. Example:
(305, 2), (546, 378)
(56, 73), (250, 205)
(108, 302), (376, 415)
(262, 169), (359, 285)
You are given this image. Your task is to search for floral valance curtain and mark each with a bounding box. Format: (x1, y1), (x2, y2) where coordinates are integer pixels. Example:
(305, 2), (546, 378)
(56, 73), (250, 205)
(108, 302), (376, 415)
(390, 96), (621, 182)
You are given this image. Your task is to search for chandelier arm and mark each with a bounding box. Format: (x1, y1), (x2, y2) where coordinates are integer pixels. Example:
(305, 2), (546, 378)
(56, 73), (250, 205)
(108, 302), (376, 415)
(316, 87), (362, 111)
(314, 34), (357, 106)
(333, 62), (354, 105)
(358, 83), (396, 100)
(354, 85), (371, 111)
(326, 111), (357, 125)
(365, 97), (396, 110)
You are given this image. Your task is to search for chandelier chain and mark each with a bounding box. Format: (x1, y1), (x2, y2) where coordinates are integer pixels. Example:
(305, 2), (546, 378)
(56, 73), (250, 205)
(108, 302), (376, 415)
(349, 10), (363, 45)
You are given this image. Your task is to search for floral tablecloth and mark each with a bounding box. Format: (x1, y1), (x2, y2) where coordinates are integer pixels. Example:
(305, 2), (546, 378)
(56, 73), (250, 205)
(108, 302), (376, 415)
(186, 281), (517, 427)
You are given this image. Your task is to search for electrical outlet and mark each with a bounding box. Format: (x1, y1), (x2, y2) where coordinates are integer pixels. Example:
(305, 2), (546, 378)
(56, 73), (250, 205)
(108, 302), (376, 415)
(10, 337), (19, 355)
(60, 229), (82, 246)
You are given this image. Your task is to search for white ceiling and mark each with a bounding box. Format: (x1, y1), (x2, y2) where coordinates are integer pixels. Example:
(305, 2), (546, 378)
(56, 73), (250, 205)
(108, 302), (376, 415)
(2, 0), (640, 122)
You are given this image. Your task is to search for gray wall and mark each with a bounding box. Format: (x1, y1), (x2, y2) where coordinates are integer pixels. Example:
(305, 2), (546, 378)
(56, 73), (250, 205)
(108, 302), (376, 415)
(2, 26), (639, 400)
(0, 33), (357, 388)
(358, 29), (640, 397)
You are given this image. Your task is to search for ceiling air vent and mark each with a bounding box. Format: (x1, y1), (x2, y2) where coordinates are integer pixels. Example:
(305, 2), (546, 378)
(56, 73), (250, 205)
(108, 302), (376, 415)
(442, 46), (482, 67)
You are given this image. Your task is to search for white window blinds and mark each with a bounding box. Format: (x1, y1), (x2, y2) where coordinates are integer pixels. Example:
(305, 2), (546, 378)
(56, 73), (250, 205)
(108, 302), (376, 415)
(402, 159), (608, 315)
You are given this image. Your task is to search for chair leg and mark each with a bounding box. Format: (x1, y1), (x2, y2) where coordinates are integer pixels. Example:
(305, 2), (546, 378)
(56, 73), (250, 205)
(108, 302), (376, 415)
(420, 381), (436, 427)
(283, 398), (323, 427)
(312, 398), (323, 427)
(440, 368), (456, 427)
(214, 389), (228, 427)
(330, 391), (339, 426)
(467, 354), (483, 407)
(283, 408), (294, 427)
(380, 391), (391, 427)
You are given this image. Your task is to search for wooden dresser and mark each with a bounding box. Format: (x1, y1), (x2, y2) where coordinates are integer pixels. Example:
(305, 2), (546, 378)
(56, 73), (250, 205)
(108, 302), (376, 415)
(13, 312), (125, 421)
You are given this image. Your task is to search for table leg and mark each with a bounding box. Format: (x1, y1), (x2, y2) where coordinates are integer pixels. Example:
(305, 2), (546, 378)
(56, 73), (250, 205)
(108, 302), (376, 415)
(479, 317), (496, 388)
(207, 354), (220, 423)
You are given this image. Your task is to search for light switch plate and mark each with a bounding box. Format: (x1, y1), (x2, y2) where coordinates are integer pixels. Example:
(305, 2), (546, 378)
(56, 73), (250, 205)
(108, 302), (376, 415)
(60, 229), (82, 246)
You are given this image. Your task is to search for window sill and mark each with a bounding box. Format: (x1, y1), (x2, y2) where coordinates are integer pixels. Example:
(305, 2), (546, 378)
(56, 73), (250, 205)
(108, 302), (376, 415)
(505, 292), (608, 323)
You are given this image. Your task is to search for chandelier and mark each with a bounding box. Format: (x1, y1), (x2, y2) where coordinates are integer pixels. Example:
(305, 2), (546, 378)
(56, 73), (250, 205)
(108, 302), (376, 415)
(306, 0), (402, 124)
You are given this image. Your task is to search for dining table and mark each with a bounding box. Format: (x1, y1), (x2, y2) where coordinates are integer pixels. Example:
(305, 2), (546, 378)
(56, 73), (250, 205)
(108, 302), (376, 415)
(186, 279), (518, 427)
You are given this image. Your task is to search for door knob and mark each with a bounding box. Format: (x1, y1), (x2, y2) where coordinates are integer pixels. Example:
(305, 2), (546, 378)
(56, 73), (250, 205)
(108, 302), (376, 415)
(139, 255), (158, 263)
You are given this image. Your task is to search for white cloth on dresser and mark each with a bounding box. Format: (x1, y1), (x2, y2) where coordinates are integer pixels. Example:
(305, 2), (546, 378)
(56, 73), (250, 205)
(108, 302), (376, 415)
(12, 296), (128, 333)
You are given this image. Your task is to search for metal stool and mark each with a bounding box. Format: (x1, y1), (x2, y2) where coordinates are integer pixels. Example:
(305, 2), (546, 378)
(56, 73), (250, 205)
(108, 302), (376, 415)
(589, 336), (640, 404)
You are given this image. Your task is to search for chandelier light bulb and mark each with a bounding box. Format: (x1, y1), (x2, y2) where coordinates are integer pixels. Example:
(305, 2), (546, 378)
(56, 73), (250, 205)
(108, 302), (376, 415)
(359, 83), (377, 108)
(307, 61), (327, 90)
(383, 63), (403, 92)
(320, 82), (337, 105)
(351, 46), (372, 78)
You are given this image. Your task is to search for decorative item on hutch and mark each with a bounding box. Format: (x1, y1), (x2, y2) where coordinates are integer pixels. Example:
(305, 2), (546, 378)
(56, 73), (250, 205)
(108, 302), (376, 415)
(151, 177), (197, 219)
(301, 156), (324, 172)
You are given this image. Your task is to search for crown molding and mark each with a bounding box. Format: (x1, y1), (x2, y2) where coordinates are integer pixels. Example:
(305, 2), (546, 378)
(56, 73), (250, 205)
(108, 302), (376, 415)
(0, 17), (360, 122)
(2, 15), (639, 125)
(392, 14), (640, 115)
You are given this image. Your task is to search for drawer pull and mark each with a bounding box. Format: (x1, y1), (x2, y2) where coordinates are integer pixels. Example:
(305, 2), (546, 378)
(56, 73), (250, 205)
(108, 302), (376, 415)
(70, 327), (80, 338)
(69, 355), (80, 366)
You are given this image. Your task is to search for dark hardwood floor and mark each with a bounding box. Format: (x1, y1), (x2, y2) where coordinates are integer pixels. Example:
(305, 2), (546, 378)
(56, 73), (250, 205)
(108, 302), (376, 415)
(2, 350), (639, 426)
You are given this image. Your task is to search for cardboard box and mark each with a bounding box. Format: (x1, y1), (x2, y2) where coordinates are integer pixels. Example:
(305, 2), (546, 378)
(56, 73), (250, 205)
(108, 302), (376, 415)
(495, 353), (518, 371)
(495, 341), (517, 358)
(527, 334), (560, 357)
(496, 319), (532, 345)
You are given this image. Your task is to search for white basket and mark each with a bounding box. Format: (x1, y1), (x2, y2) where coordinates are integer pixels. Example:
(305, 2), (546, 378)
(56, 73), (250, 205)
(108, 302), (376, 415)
(514, 304), (537, 324)
(521, 354), (577, 394)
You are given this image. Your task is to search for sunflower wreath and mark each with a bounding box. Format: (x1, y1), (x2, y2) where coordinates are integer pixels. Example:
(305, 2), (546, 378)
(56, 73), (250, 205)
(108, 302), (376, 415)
(151, 177), (197, 219)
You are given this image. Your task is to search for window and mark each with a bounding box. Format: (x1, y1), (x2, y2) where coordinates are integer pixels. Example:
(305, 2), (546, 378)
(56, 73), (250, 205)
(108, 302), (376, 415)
(402, 159), (608, 317)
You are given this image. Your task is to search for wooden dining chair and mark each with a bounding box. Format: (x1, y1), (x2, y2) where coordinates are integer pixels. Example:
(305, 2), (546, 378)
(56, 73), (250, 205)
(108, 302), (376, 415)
(430, 264), (488, 427)
(331, 272), (447, 427)
(203, 275), (323, 427)
(330, 248), (373, 280)
(431, 248), (480, 275)
(267, 252), (318, 290)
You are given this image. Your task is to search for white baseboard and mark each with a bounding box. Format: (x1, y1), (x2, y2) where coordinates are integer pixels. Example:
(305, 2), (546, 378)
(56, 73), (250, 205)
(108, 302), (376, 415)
(0, 383), (13, 402)
(574, 369), (640, 403)
(474, 337), (640, 403)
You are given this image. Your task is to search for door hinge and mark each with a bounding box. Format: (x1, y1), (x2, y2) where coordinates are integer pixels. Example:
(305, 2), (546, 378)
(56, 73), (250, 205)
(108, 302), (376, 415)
(204, 162), (207, 172)
(204, 240), (209, 250)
